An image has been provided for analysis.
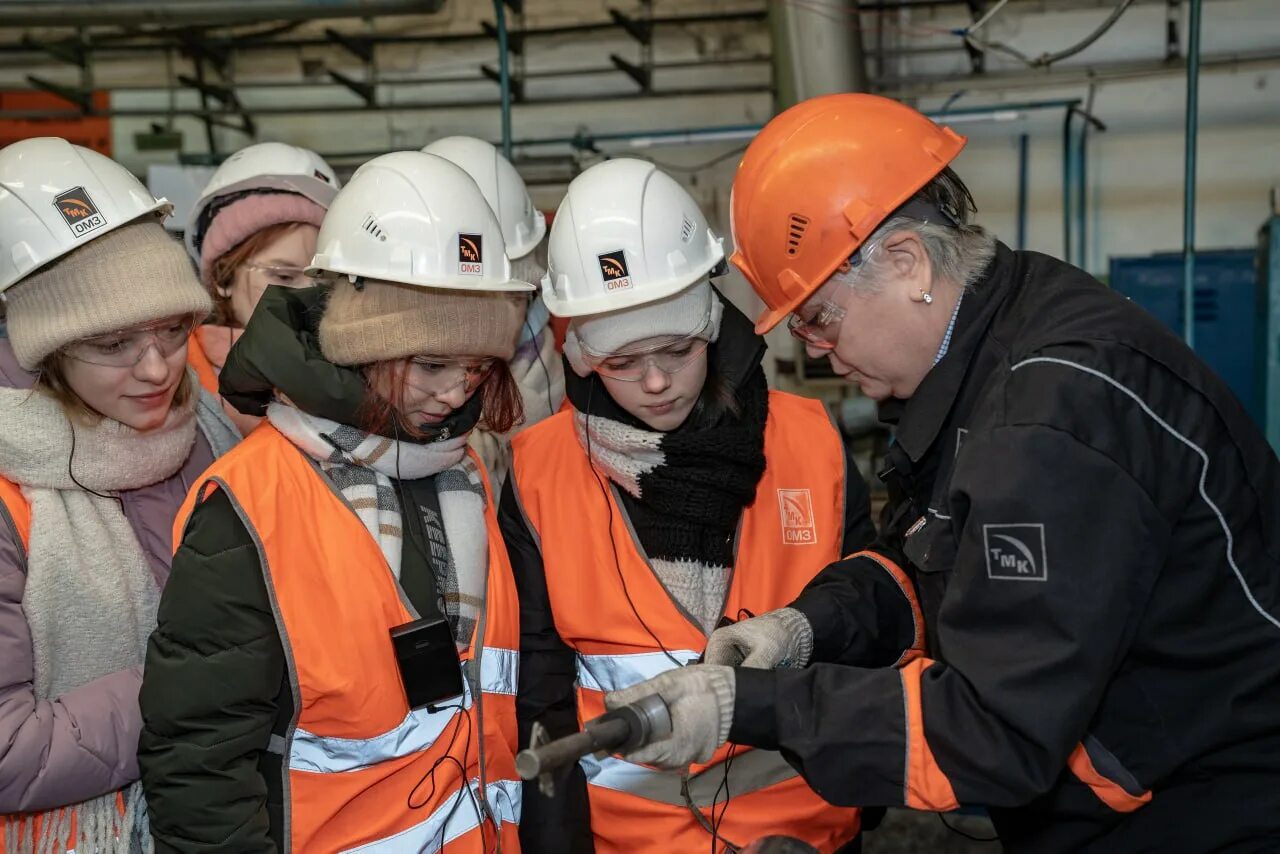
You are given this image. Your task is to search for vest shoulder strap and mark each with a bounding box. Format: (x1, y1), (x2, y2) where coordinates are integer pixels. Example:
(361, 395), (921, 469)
(186, 333), (221, 398)
(0, 476), (31, 557)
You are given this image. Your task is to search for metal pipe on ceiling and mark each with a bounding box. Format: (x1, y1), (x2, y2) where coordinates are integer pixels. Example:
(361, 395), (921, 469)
(493, 0), (513, 161)
(0, 85), (774, 120)
(508, 99), (1084, 150)
(876, 49), (1280, 98)
(0, 0), (445, 27)
(176, 100), (1086, 167)
(0, 10), (766, 51)
(0, 56), (772, 88)
(769, 0), (868, 111)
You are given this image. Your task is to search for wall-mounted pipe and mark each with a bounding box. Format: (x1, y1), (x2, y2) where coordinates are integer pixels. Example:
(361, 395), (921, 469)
(1182, 0), (1203, 348)
(492, 0), (513, 161)
(207, 99), (1094, 173)
(1077, 112), (1088, 269)
(1017, 133), (1029, 250)
(1062, 108), (1075, 266)
(508, 99), (1082, 151)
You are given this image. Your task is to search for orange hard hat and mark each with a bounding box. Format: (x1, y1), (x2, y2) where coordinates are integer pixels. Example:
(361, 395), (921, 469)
(729, 94), (967, 333)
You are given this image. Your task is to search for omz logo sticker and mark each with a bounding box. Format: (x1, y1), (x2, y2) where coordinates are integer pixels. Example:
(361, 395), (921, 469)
(983, 523), (1048, 581)
(458, 233), (483, 275)
(54, 186), (107, 238)
(777, 488), (816, 545)
(597, 251), (632, 291)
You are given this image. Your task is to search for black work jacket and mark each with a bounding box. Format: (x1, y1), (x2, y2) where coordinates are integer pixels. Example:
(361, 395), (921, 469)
(731, 242), (1280, 853)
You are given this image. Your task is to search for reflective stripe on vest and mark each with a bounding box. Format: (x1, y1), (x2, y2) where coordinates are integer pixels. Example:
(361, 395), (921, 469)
(512, 391), (859, 853)
(340, 778), (521, 854)
(289, 649), (518, 774)
(0, 475), (31, 556)
(575, 649), (700, 694)
(174, 425), (522, 853)
(581, 747), (800, 808)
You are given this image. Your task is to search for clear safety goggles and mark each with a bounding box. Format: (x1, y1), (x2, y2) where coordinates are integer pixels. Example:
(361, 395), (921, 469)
(405, 356), (497, 394)
(584, 313), (713, 382)
(62, 315), (197, 368)
(786, 240), (881, 351)
(242, 261), (316, 289)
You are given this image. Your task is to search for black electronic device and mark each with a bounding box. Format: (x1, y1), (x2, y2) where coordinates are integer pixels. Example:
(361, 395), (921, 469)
(389, 617), (464, 710)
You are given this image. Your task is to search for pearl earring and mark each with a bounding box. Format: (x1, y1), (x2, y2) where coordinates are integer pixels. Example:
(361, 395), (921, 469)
(920, 289), (934, 305)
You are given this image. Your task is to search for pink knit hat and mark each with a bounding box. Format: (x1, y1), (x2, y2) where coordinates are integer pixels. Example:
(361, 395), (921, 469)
(197, 192), (326, 287)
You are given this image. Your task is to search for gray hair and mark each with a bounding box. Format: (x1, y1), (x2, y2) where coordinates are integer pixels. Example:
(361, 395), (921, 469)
(842, 167), (996, 294)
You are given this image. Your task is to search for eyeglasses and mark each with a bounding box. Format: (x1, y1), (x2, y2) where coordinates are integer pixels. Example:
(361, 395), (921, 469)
(405, 356), (498, 394)
(62, 315), (197, 367)
(243, 262), (315, 289)
(786, 241), (881, 351)
(593, 337), (711, 382)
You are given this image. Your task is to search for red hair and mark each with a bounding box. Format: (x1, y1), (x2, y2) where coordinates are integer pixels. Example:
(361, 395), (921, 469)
(358, 358), (525, 439)
(207, 221), (310, 327)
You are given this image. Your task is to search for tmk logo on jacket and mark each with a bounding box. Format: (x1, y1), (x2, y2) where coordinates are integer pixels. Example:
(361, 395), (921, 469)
(54, 186), (106, 238)
(777, 489), (816, 545)
(983, 523), (1048, 581)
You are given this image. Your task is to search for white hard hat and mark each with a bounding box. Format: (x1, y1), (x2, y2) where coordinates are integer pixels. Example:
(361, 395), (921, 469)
(421, 136), (546, 260)
(307, 150), (535, 293)
(543, 158), (725, 318)
(185, 141), (339, 261)
(0, 137), (172, 294)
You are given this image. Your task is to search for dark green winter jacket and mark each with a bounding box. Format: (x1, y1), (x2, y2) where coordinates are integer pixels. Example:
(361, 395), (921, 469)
(138, 286), (479, 853)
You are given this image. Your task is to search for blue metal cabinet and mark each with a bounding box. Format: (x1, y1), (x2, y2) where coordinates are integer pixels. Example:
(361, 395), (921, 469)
(1109, 249), (1260, 424)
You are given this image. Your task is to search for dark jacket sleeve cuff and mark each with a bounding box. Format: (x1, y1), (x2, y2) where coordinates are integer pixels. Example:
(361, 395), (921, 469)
(789, 590), (845, 664)
(729, 667), (780, 750)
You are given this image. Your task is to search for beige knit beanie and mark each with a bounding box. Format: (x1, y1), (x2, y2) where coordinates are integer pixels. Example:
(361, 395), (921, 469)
(319, 278), (525, 366)
(5, 220), (213, 371)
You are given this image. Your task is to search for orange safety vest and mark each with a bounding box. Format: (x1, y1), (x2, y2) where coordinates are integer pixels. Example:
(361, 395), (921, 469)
(510, 391), (861, 853)
(173, 424), (522, 853)
(185, 332), (220, 398)
(0, 478), (128, 854)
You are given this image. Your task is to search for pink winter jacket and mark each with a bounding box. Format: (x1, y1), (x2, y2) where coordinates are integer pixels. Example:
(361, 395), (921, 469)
(0, 335), (215, 813)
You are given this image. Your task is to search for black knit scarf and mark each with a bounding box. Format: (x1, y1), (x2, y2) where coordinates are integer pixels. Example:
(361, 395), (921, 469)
(565, 304), (770, 571)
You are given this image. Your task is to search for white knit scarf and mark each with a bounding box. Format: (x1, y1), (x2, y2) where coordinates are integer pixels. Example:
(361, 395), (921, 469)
(0, 384), (203, 854)
(267, 403), (491, 648)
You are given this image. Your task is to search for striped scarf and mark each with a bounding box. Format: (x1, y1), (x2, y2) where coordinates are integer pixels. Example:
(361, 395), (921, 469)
(267, 403), (490, 646)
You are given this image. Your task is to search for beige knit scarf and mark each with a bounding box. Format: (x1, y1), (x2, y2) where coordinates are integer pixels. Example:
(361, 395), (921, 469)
(0, 385), (199, 854)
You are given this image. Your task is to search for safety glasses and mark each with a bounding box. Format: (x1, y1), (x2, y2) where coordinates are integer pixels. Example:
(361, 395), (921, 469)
(593, 337), (711, 382)
(62, 315), (197, 368)
(242, 262), (315, 289)
(787, 240), (881, 351)
(405, 356), (498, 394)
(583, 313), (713, 382)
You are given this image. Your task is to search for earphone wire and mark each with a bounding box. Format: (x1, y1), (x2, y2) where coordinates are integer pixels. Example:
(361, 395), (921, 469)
(394, 415), (497, 851)
(68, 420), (123, 510)
(584, 376), (736, 851)
(585, 376), (684, 671)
